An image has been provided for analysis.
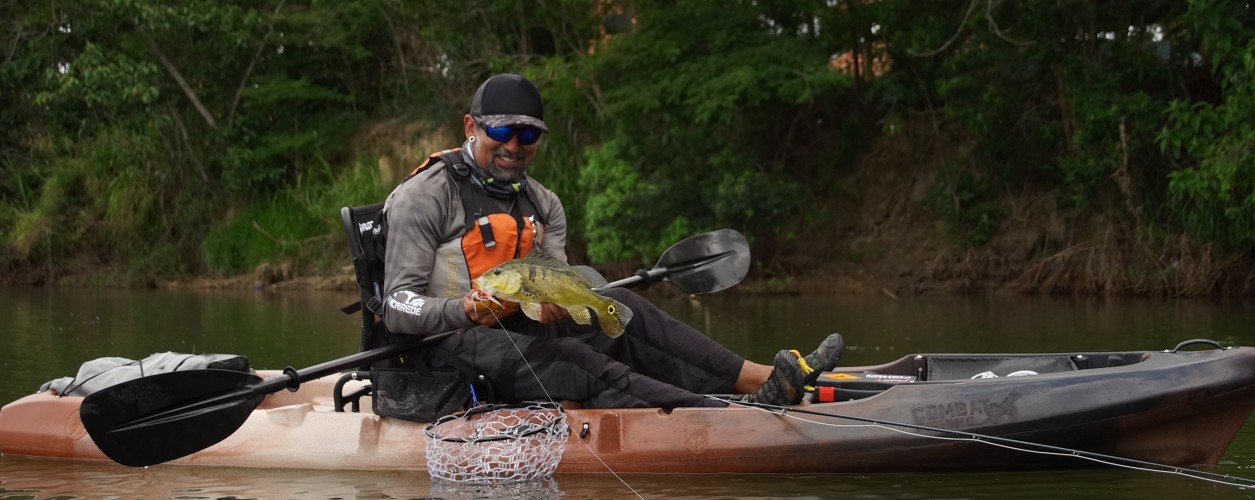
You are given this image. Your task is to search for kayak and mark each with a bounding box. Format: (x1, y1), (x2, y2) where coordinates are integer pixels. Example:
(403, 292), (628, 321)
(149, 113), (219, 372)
(3, 339), (1253, 474)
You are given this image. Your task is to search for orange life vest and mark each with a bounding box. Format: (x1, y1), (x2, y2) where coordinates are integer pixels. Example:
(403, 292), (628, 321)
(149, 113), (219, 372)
(410, 149), (547, 318)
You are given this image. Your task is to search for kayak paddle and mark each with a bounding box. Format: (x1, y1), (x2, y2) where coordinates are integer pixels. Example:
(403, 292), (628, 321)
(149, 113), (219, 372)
(81, 228), (752, 467)
(596, 228), (750, 294)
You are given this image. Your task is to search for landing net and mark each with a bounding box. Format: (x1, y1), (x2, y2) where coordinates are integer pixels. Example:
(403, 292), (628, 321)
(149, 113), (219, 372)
(424, 402), (569, 484)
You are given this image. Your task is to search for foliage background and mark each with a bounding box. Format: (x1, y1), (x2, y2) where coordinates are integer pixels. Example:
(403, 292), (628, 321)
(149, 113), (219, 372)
(2, 0), (1253, 295)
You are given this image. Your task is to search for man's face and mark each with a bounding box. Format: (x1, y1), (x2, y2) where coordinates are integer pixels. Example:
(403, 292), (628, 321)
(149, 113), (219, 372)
(463, 115), (540, 182)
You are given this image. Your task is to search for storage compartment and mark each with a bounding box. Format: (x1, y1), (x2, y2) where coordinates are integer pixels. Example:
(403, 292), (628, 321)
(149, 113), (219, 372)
(813, 372), (917, 402)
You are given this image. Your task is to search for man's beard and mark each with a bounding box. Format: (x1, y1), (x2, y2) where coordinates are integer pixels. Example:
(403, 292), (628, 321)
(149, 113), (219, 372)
(482, 149), (528, 181)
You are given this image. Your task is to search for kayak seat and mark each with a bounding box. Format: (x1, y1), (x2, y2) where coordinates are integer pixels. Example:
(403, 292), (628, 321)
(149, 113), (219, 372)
(923, 355), (1077, 381)
(341, 202), (388, 356)
(333, 202), (389, 412)
(338, 202), (499, 419)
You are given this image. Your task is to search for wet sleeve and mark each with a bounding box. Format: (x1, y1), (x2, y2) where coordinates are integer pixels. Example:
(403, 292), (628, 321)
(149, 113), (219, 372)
(381, 174), (475, 335)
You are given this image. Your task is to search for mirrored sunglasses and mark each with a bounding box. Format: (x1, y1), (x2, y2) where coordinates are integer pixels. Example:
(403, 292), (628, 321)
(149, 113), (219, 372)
(480, 124), (543, 145)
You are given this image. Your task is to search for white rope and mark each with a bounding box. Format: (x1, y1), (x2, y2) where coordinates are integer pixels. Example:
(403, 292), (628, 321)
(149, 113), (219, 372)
(460, 297), (1255, 492)
(708, 395), (1255, 489)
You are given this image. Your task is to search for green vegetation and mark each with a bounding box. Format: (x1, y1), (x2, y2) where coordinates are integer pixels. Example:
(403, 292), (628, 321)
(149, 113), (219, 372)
(1160, 0), (1255, 251)
(2, 0), (1253, 295)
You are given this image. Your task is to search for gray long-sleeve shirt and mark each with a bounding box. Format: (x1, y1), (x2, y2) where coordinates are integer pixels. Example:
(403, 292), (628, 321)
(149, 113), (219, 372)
(380, 156), (566, 336)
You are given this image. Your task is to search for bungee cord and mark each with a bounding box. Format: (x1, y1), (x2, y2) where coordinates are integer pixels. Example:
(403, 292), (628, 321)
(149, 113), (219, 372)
(468, 296), (1255, 492)
(712, 395), (1255, 490)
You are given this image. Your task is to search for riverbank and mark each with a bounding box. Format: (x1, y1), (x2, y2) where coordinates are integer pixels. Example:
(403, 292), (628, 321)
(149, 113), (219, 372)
(149, 239), (1254, 299)
(7, 131), (1250, 298)
(14, 214), (1253, 298)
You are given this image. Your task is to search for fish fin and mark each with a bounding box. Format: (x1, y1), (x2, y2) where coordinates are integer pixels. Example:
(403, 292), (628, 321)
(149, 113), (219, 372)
(597, 298), (633, 338)
(617, 299), (634, 327)
(518, 249), (573, 271)
(571, 265), (608, 287)
(527, 247), (564, 263)
(568, 306), (593, 325)
(517, 250), (608, 288)
(519, 301), (543, 321)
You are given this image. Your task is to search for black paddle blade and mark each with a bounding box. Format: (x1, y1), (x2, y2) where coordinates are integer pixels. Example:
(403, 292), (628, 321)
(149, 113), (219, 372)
(81, 369), (264, 467)
(655, 228), (750, 294)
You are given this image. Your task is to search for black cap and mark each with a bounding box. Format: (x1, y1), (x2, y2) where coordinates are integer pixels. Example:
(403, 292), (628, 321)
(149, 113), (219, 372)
(469, 73), (548, 131)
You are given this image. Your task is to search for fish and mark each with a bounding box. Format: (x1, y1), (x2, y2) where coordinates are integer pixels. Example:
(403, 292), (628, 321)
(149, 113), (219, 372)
(472, 257), (634, 337)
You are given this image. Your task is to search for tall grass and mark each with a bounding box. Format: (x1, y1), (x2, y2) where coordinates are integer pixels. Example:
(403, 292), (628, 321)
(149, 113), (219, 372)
(201, 156), (391, 276)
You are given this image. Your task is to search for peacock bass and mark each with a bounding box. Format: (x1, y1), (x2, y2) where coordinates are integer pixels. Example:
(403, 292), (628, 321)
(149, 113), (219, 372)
(472, 257), (634, 337)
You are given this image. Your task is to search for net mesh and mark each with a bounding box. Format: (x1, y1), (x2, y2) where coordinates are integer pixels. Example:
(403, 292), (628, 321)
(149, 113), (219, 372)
(424, 402), (569, 484)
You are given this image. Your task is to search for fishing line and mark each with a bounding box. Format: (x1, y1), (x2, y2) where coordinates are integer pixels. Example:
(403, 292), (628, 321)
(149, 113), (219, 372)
(479, 301), (645, 499)
(474, 297), (557, 405)
(711, 395), (1255, 489)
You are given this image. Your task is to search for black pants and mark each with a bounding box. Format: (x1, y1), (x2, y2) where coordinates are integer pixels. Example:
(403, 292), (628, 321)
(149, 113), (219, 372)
(423, 288), (741, 409)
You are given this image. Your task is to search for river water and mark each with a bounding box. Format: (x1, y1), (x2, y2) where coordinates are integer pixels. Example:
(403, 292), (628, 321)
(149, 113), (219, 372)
(1, 286), (1253, 499)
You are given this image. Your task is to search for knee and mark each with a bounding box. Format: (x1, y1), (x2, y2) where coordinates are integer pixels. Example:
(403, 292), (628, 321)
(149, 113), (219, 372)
(525, 336), (606, 366)
(524, 337), (631, 385)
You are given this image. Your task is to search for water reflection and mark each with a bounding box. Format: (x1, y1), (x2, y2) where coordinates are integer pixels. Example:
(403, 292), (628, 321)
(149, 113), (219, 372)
(5, 454), (1255, 499)
(0, 286), (362, 405)
(428, 477), (563, 499)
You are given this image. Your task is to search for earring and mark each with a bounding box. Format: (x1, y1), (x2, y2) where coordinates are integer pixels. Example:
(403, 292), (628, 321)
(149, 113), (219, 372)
(467, 135), (476, 143)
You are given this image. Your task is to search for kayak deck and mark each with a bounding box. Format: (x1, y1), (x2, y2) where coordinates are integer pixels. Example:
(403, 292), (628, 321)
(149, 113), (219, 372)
(3, 344), (1254, 473)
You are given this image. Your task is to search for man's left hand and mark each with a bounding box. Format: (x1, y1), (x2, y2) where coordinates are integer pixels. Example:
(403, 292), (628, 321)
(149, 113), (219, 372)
(535, 303), (569, 323)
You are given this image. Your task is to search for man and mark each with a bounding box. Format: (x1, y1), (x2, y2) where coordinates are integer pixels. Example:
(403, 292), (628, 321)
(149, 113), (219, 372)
(381, 72), (842, 410)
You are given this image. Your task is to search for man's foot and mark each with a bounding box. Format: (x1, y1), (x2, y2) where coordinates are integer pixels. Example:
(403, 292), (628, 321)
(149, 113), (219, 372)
(801, 333), (845, 386)
(745, 350), (806, 406)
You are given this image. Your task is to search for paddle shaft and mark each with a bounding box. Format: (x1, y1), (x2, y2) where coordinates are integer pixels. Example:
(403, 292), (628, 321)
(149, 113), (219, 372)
(279, 230), (745, 391)
(598, 253), (731, 290)
(258, 329), (458, 394)
(598, 267), (668, 290)
(595, 229), (747, 293)
(84, 228), (751, 467)
(100, 262), (676, 448)
(109, 329), (460, 433)
(282, 235), (739, 390)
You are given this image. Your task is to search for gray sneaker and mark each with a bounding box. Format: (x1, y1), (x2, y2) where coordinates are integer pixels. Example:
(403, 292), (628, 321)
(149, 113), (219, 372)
(802, 333), (845, 386)
(746, 350), (806, 406)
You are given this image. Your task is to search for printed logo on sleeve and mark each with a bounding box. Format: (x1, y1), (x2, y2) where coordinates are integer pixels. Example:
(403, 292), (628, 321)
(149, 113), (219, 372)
(388, 290), (426, 316)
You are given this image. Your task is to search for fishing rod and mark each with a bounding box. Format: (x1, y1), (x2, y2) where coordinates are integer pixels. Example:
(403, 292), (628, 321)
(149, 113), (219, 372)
(723, 397), (1255, 488)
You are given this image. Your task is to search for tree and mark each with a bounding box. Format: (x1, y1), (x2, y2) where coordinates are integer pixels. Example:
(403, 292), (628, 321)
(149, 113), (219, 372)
(574, 0), (855, 262)
(1160, 0), (1255, 251)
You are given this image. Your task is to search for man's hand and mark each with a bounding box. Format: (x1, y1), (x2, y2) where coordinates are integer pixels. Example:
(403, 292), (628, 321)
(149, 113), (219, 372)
(463, 291), (570, 326)
(463, 290), (505, 326)
(534, 303), (570, 324)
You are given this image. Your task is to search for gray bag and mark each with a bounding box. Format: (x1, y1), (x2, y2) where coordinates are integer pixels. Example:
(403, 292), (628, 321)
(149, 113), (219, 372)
(39, 352), (251, 397)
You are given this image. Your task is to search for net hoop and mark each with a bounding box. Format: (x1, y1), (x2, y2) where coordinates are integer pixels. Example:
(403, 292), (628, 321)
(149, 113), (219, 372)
(424, 401), (569, 484)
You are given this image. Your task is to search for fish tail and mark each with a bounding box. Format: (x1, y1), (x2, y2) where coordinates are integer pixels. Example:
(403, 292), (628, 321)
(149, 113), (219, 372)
(597, 297), (634, 338)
